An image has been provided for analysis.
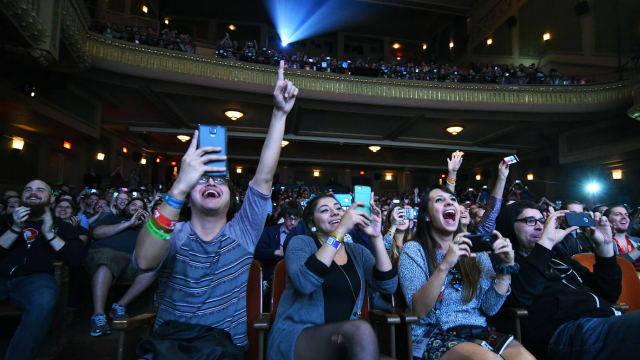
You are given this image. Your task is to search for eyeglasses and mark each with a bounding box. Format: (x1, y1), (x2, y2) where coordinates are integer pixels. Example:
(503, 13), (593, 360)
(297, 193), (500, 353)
(285, 216), (300, 222)
(514, 217), (546, 226)
(198, 176), (228, 185)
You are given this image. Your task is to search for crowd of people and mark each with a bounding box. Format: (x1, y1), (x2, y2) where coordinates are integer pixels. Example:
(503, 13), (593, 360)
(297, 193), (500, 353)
(90, 21), (196, 53)
(2, 62), (639, 360)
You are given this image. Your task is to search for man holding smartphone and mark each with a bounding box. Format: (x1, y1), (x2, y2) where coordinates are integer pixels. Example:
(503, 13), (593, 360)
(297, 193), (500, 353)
(133, 60), (298, 351)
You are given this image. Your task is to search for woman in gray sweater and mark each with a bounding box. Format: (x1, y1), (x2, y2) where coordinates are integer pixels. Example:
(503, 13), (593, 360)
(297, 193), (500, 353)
(267, 194), (397, 360)
(398, 186), (534, 360)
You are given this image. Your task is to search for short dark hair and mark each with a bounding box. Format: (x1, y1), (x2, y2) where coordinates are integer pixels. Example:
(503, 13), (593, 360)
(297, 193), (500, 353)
(514, 201), (539, 219)
(54, 199), (78, 216)
(179, 180), (238, 222)
(603, 205), (629, 218)
(120, 198), (148, 218)
(561, 200), (583, 211)
(279, 200), (303, 219)
(591, 204), (608, 213)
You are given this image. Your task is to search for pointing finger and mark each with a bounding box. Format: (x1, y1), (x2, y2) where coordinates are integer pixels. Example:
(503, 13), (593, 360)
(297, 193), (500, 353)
(278, 60), (284, 82)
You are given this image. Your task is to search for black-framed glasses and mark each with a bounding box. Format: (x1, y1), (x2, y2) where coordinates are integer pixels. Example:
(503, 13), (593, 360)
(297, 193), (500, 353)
(198, 176), (228, 185)
(514, 217), (546, 226)
(449, 267), (463, 291)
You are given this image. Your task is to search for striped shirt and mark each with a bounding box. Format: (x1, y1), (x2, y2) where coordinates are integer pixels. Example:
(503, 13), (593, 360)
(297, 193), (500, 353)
(139, 182), (271, 347)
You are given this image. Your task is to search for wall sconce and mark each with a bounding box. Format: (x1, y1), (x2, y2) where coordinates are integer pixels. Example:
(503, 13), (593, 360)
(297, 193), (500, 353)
(165, 19), (169, 25)
(237, 167), (243, 174)
(122, 147), (128, 153)
(476, 174), (481, 180)
(12, 137), (24, 150)
(527, 174), (534, 181)
(177, 135), (191, 142)
(171, 161), (177, 166)
(281, 141), (289, 147)
(392, 43), (400, 49)
(225, 110), (244, 120)
(97, 153), (105, 160)
(422, 44), (427, 50)
(313, 170), (320, 177)
(63, 141), (71, 149)
(141, 158), (147, 165)
(543, 33), (551, 41)
(156, 157), (161, 163)
(612, 169), (622, 180)
(369, 146), (381, 152)
(360, 171), (365, 175)
(449, 42), (454, 48)
(229, 25), (236, 30)
(142, 6), (148, 13)
(386, 173), (392, 181)
(487, 38), (493, 45)
(441, 174), (446, 178)
(396, 56), (401, 61)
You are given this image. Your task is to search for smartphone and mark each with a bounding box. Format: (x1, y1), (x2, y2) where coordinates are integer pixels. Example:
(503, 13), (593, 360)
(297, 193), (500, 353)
(565, 212), (594, 227)
(353, 185), (372, 217)
(393, 199), (400, 204)
(334, 194), (352, 208)
(326, 57), (330, 60)
(121, 188), (128, 192)
(404, 208), (418, 220)
(133, 192), (138, 197)
(90, 189), (98, 193)
(198, 125), (227, 176)
(159, 185), (163, 189)
(281, 186), (285, 191)
(140, 186), (145, 189)
(467, 233), (499, 253)
(300, 199), (307, 206)
(504, 155), (519, 164)
(321, 61), (327, 67)
(113, 192), (119, 198)
(469, 188), (474, 191)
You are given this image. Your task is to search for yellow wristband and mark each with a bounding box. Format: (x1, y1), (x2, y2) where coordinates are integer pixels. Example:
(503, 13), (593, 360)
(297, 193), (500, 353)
(329, 231), (344, 243)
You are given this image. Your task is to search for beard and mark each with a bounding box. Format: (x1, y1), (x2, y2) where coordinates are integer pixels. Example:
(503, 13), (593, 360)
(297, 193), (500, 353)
(20, 198), (48, 218)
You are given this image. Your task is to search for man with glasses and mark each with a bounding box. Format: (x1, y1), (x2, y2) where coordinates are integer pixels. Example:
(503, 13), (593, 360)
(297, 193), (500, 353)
(255, 200), (303, 284)
(133, 61), (298, 352)
(495, 200), (640, 360)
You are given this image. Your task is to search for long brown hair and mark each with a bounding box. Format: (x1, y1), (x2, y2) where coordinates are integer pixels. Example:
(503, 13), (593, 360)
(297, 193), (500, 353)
(385, 204), (412, 261)
(411, 185), (481, 303)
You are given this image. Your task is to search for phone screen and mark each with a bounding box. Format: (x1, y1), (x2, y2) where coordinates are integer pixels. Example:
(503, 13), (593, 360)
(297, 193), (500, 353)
(504, 155), (519, 164)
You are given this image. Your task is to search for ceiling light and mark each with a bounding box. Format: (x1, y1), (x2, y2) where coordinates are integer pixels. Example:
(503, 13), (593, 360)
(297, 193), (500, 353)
(487, 38), (493, 45)
(449, 42), (454, 48)
(177, 135), (191, 142)
(423, 44), (427, 50)
(527, 173), (534, 180)
(12, 137), (24, 150)
(386, 173), (392, 181)
(141, 158), (147, 165)
(30, 91), (35, 97)
(97, 153), (105, 160)
(122, 147), (128, 153)
(446, 126), (464, 135)
(142, 5), (148, 13)
(396, 56), (401, 60)
(543, 33), (551, 41)
(63, 141), (71, 149)
(237, 167), (243, 174)
(452, 151), (464, 156)
(225, 110), (244, 120)
(392, 43), (400, 49)
(281, 140), (289, 147)
(612, 169), (622, 180)
(229, 25), (236, 30)
(156, 157), (161, 163)
(369, 146), (381, 152)
(313, 170), (320, 177)
(165, 19), (169, 25)
(476, 174), (481, 180)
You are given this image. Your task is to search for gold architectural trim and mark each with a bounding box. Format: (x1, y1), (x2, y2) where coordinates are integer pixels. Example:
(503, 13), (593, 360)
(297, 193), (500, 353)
(0, 0), (49, 45)
(60, 0), (91, 68)
(87, 35), (638, 106)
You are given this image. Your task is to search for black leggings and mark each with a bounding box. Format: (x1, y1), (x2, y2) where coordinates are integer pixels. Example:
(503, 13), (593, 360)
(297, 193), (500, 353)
(293, 320), (379, 360)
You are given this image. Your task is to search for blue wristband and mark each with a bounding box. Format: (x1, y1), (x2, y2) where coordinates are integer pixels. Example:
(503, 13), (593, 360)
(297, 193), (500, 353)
(164, 193), (186, 209)
(325, 237), (341, 250)
(493, 262), (520, 274)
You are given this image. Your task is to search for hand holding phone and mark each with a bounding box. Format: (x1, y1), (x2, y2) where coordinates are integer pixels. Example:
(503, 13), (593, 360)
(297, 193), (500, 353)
(565, 212), (594, 227)
(353, 186), (372, 218)
(198, 125), (228, 177)
(504, 155), (519, 164)
(466, 233), (499, 253)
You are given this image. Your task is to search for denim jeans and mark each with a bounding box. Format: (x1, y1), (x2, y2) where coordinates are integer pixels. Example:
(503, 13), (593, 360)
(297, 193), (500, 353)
(547, 311), (640, 360)
(0, 273), (59, 360)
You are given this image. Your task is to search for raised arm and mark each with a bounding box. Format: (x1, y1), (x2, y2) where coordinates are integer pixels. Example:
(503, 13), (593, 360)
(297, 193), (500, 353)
(252, 61), (298, 194)
(446, 151), (463, 192)
(476, 161), (508, 233)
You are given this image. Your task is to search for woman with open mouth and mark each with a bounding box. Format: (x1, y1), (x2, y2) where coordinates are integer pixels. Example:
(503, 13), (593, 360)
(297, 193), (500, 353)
(398, 185), (534, 360)
(267, 193), (397, 360)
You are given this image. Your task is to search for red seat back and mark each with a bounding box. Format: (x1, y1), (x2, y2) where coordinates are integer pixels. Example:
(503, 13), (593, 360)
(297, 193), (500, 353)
(245, 260), (263, 360)
(271, 260), (286, 327)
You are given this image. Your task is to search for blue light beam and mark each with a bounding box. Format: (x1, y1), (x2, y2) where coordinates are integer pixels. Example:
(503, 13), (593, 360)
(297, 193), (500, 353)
(264, 0), (372, 46)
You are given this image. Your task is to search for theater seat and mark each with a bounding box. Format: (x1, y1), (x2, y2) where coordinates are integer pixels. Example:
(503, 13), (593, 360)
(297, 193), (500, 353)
(573, 254), (640, 312)
(270, 260), (401, 358)
(112, 259), (269, 360)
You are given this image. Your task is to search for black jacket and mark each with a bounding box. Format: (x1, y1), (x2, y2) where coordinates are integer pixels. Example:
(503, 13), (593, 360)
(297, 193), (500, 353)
(0, 217), (87, 278)
(505, 244), (622, 359)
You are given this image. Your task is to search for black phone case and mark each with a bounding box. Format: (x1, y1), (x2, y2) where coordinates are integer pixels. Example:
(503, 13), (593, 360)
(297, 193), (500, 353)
(565, 212), (595, 227)
(466, 233), (499, 253)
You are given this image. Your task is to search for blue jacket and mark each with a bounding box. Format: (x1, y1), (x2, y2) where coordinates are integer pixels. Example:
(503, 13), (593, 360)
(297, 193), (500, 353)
(266, 235), (397, 360)
(253, 224), (284, 281)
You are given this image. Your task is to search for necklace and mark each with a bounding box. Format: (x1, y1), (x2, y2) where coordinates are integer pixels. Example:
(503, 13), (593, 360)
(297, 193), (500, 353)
(337, 258), (362, 319)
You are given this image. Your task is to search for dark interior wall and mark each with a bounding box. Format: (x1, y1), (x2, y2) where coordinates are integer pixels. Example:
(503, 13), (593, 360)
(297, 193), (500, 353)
(0, 137), (40, 188)
(593, 0), (640, 55)
(518, 0), (583, 57)
(473, 21), (513, 57)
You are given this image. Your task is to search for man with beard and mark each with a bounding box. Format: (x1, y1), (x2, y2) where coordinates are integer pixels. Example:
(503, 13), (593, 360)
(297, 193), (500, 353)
(605, 205), (640, 273)
(0, 179), (86, 360)
(86, 198), (155, 337)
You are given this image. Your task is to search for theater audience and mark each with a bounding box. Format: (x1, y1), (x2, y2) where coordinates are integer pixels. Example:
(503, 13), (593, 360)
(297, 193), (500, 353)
(133, 61), (297, 353)
(267, 193), (396, 360)
(0, 180), (86, 360)
(496, 201), (640, 360)
(111, 191), (130, 214)
(383, 204), (412, 262)
(604, 205), (640, 273)
(54, 199), (88, 244)
(556, 201), (595, 255)
(87, 198), (154, 336)
(399, 185), (533, 360)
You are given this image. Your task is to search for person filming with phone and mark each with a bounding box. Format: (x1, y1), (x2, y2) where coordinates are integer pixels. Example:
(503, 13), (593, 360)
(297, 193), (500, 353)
(495, 201), (640, 360)
(399, 185), (533, 360)
(133, 60), (298, 354)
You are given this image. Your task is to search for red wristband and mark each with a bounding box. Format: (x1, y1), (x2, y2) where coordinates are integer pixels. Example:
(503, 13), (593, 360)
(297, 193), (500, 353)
(154, 209), (177, 229)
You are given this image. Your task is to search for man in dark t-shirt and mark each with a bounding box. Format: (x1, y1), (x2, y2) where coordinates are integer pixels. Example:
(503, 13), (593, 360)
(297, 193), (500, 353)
(0, 180), (86, 360)
(86, 198), (156, 337)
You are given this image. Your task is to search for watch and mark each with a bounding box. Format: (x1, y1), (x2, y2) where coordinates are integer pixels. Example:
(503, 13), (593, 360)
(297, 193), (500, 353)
(325, 236), (342, 250)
